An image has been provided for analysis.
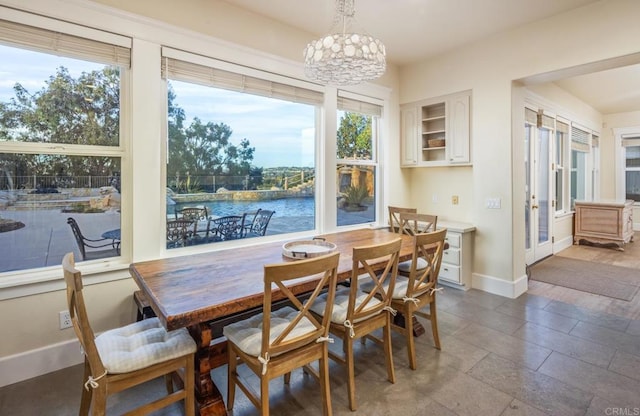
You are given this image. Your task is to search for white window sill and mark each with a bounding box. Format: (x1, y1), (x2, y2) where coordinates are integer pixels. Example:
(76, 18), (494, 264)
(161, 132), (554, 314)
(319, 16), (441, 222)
(0, 259), (131, 300)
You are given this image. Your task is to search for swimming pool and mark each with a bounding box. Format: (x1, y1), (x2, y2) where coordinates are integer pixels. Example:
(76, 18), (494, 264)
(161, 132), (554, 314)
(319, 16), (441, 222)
(175, 197), (315, 218)
(173, 196), (375, 232)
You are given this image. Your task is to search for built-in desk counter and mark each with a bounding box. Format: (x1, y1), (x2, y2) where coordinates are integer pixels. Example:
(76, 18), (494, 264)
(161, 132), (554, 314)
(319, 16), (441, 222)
(437, 220), (475, 289)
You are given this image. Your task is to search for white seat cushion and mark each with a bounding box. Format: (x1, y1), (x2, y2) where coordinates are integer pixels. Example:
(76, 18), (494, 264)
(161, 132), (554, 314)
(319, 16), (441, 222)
(94, 317), (196, 374)
(361, 276), (430, 300)
(310, 286), (383, 324)
(398, 257), (428, 273)
(223, 306), (316, 357)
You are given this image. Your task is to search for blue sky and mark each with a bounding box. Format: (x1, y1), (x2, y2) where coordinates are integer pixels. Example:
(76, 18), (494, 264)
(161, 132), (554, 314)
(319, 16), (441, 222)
(0, 45), (314, 168)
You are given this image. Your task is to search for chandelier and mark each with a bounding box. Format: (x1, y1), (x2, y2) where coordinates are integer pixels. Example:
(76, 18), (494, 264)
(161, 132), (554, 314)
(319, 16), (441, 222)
(303, 0), (386, 86)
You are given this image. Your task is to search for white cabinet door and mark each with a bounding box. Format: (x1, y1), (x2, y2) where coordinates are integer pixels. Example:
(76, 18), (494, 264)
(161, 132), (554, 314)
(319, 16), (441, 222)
(400, 106), (418, 166)
(446, 93), (470, 164)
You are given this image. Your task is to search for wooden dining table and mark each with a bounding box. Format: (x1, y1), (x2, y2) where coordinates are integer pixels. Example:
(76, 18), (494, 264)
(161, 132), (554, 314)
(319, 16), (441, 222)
(129, 227), (415, 416)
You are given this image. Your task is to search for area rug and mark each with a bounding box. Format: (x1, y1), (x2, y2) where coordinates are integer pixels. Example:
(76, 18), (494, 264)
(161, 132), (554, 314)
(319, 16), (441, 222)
(530, 256), (640, 301)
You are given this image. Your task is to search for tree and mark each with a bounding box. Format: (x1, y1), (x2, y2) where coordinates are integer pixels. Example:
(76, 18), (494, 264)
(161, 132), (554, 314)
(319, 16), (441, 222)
(337, 112), (372, 160)
(166, 83), (256, 190)
(0, 66), (121, 180)
(0, 69), (257, 190)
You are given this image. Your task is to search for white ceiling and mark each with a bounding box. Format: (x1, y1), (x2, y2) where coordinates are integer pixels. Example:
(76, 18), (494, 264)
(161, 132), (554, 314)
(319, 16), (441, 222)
(222, 0), (640, 115)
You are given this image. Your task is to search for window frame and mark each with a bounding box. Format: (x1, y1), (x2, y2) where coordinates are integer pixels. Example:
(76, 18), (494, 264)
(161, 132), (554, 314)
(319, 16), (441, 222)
(0, 13), (132, 287)
(160, 47), (325, 249)
(335, 91), (383, 228)
(615, 126), (640, 203)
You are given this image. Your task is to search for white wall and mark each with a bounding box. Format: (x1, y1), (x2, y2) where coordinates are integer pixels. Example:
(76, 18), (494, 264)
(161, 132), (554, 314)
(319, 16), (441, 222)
(399, 0), (640, 296)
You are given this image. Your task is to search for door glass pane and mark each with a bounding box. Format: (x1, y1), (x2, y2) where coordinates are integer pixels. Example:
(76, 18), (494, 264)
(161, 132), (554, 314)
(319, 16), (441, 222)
(537, 128), (550, 244)
(524, 124), (531, 250)
(571, 150), (586, 208)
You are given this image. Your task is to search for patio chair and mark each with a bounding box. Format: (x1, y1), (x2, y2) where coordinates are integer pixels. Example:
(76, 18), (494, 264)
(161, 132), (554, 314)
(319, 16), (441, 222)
(174, 206), (209, 240)
(166, 219), (196, 248)
(66, 217), (119, 261)
(208, 215), (245, 241)
(243, 209), (275, 238)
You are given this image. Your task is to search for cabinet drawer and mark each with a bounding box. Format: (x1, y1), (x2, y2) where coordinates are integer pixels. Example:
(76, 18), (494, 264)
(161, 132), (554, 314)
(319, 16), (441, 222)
(442, 248), (460, 265)
(444, 233), (460, 248)
(439, 264), (460, 283)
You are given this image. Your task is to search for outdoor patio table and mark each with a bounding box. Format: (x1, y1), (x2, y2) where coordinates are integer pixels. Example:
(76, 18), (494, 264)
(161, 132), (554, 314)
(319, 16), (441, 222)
(129, 227), (416, 416)
(101, 228), (121, 253)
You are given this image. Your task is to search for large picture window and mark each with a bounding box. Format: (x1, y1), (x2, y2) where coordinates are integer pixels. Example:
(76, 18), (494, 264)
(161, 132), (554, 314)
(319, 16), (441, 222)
(0, 20), (129, 274)
(162, 49), (321, 248)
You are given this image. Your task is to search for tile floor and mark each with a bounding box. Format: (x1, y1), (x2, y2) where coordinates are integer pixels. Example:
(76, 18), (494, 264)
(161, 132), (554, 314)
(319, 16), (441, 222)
(2, 281), (639, 415)
(3, 237), (640, 415)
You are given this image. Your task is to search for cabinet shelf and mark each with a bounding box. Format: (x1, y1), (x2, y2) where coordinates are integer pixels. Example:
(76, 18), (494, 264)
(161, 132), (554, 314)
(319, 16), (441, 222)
(400, 90), (471, 167)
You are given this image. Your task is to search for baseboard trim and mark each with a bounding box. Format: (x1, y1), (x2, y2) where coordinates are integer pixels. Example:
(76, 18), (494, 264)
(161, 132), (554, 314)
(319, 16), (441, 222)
(472, 272), (528, 299)
(553, 235), (574, 253)
(0, 338), (83, 388)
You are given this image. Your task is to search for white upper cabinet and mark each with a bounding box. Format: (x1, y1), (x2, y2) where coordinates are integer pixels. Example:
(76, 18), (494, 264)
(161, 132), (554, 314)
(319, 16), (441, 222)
(400, 90), (471, 167)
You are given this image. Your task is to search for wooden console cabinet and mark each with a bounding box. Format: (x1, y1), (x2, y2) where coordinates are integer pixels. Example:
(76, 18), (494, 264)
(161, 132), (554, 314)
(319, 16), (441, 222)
(574, 200), (634, 250)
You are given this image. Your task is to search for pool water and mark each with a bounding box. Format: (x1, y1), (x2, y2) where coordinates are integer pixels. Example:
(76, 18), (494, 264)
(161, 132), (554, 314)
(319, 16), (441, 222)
(175, 197), (315, 218)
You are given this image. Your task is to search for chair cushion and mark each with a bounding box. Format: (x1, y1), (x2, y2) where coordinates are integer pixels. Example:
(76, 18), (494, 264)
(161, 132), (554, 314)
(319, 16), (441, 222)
(310, 286), (382, 324)
(361, 276), (430, 300)
(223, 306), (316, 357)
(94, 317), (196, 374)
(397, 257), (428, 273)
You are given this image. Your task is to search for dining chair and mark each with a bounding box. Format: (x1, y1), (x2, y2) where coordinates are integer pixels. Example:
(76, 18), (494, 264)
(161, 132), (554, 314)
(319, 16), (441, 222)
(396, 212), (438, 274)
(223, 251), (340, 416)
(61, 252), (196, 415)
(390, 228), (447, 369)
(387, 205), (416, 234)
(310, 238), (402, 411)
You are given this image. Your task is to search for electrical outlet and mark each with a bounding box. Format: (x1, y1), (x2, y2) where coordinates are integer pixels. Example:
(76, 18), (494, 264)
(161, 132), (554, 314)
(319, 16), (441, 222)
(451, 195), (459, 205)
(59, 311), (72, 329)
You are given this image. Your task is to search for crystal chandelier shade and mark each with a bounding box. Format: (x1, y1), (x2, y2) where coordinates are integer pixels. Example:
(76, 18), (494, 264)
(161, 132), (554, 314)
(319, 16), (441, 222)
(303, 0), (386, 86)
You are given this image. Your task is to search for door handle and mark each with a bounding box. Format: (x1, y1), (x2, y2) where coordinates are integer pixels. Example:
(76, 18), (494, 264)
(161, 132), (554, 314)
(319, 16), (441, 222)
(532, 205), (539, 209)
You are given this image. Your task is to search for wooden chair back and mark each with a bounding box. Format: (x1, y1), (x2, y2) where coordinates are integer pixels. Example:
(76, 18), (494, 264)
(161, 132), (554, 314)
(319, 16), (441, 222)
(62, 252), (106, 378)
(262, 251), (339, 357)
(398, 212), (438, 235)
(388, 206), (416, 233)
(348, 237), (402, 324)
(406, 228), (447, 297)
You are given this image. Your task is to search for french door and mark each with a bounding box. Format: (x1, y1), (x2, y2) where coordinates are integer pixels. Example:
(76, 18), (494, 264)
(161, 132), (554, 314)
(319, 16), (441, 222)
(525, 113), (554, 265)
